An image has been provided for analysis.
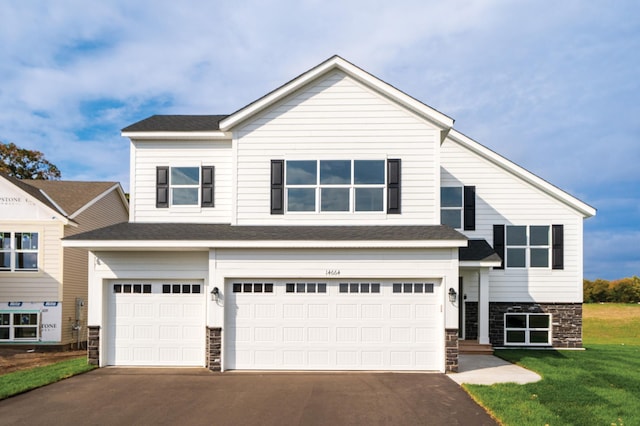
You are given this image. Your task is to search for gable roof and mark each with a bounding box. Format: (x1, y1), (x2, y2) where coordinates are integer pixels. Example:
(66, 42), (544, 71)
(1, 173), (126, 219)
(219, 55), (454, 132)
(446, 130), (596, 218)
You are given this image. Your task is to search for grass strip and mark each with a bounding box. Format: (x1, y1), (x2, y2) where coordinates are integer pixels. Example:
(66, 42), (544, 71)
(0, 357), (96, 400)
(466, 345), (640, 426)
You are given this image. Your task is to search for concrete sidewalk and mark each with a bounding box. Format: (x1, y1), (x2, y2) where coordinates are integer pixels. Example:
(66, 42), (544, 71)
(448, 354), (542, 385)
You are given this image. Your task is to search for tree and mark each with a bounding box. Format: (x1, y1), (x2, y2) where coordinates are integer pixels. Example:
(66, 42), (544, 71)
(0, 142), (61, 180)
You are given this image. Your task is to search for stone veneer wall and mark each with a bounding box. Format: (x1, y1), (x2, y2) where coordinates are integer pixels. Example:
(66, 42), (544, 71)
(489, 303), (582, 348)
(444, 329), (458, 373)
(464, 302), (478, 340)
(206, 327), (222, 371)
(87, 326), (100, 365)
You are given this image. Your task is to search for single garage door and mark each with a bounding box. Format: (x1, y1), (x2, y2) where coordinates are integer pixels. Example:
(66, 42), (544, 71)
(107, 281), (205, 366)
(225, 280), (443, 371)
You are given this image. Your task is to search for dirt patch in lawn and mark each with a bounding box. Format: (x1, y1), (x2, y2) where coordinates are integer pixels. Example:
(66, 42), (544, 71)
(0, 348), (86, 375)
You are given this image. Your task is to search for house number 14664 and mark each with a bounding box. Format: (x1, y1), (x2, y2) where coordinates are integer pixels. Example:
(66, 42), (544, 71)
(325, 269), (340, 276)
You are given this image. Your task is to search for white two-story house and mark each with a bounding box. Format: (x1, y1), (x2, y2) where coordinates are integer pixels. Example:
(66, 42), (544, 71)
(65, 56), (595, 372)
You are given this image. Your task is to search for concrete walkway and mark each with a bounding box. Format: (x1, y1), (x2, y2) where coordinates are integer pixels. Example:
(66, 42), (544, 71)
(448, 354), (542, 385)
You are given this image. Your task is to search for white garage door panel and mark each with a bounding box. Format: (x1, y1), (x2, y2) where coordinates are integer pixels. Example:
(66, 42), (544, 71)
(107, 282), (205, 366)
(226, 281), (443, 371)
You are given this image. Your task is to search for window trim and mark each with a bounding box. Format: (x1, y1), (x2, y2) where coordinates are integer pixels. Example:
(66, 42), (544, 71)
(504, 313), (552, 346)
(440, 186), (463, 229)
(0, 231), (39, 273)
(0, 311), (40, 341)
(505, 225), (551, 269)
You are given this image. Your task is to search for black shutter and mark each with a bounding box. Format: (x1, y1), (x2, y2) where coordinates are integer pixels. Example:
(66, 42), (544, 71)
(271, 160), (284, 214)
(387, 159), (401, 214)
(493, 224), (505, 269)
(201, 166), (214, 208)
(156, 166), (169, 208)
(552, 224), (564, 270)
(463, 185), (476, 230)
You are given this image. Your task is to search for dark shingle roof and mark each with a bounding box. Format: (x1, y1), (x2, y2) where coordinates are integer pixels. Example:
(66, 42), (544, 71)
(65, 223), (466, 242)
(1, 173), (119, 217)
(122, 115), (229, 132)
(459, 239), (502, 262)
(25, 180), (117, 216)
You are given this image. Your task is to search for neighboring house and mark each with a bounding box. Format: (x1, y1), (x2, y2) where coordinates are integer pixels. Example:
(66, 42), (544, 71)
(64, 56), (595, 372)
(0, 173), (129, 348)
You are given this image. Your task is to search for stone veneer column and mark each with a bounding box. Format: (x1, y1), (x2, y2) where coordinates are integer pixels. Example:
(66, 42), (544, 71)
(206, 327), (222, 371)
(445, 329), (459, 373)
(87, 326), (100, 365)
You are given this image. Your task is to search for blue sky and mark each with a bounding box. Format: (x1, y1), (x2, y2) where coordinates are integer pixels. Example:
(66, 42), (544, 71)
(0, 1), (638, 280)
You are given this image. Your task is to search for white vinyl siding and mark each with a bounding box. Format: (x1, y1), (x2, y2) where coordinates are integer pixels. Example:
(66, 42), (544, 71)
(234, 71), (441, 225)
(441, 139), (584, 303)
(130, 140), (232, 223)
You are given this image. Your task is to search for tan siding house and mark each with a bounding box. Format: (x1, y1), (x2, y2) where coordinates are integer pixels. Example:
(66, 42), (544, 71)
(1, 174), (128, 347)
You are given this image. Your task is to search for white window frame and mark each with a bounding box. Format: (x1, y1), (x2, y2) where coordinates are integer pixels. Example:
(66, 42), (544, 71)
(169, 166), (200, 207)
(0, 311), (40, 341)
(0, 231), (39, 272)
(440, 187), (463, 229)
(505, 225), (551, 269)
(504, 313), (552, 346)
(285, 160), (386, 213)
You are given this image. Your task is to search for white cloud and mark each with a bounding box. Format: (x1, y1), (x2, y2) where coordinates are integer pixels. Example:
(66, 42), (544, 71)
(0, 0), (638, 277)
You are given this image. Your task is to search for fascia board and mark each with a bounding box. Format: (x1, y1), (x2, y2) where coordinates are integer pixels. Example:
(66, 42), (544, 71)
(63, 239), (468, 250)
(220, 56), (454, 131)
(121, 131), (231, 140)
(448, 129), (597, 218)
(459, 260), (503, 268)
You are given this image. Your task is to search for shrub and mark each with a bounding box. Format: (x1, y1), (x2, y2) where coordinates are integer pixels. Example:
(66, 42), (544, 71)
(584, 276), (640, 303)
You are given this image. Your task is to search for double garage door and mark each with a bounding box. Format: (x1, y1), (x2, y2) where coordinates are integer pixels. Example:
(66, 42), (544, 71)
(107, 279), (443, 370)
(225, 280), (443, 371)
(107, 281), (205, 366)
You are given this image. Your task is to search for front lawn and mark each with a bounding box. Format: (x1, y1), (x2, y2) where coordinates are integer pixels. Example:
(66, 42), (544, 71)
(0, 357), (95, 400)
(465, 304), (640, 426)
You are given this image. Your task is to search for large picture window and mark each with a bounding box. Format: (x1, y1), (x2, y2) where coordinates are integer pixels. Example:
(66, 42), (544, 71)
(285, 160), (386, 213)
(504, 313), (551, 346)
(506, 225), (550, 268)
(0, 232), (39, 272)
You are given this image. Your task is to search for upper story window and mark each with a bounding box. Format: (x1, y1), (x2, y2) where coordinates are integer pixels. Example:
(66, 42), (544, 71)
(171, 167), (200, 205)
(493, 224), (563, 270)
(285, 160), (386, 213)
(0, 232), (39, 272)
(441, 187), (462, 228)
(156, 166), (214, 209)
(440, 186), (475, 230)
(506, 225), (550, 268)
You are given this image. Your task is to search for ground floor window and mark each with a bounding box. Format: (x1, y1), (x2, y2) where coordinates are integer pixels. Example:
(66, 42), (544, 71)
(504, 313), (551, 345)
(0, 311), (40, 341)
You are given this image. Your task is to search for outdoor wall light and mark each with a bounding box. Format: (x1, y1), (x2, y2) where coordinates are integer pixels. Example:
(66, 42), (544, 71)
(448, 287), (457, 303)
(211, 287), (219, 301)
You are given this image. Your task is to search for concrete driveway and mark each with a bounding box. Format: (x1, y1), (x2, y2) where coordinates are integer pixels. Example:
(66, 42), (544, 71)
(0, 369), (497, 425)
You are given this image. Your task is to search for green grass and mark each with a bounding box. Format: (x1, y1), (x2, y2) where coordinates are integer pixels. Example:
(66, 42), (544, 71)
(465, 304), (640, 426)
(0, 357), (96, 400)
